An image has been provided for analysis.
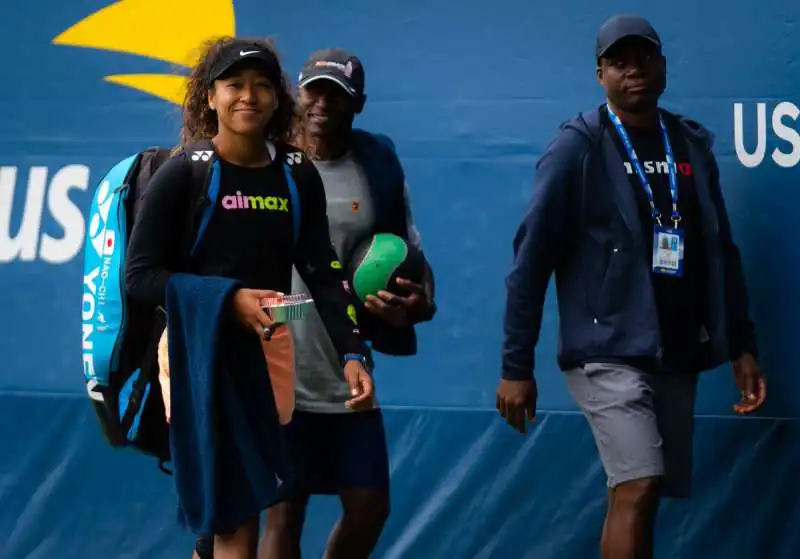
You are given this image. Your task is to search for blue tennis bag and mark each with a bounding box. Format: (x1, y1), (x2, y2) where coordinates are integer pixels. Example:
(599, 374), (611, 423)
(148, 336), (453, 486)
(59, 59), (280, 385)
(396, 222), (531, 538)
(79, 140), (304, 472)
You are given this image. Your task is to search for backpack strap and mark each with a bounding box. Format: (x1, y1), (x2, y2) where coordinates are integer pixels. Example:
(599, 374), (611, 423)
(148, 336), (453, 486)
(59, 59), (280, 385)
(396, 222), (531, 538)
(277, 144), (305, 247)
(133, 147), (175, 186)
(282, 161), (302, 246)
(174, 140), (220, 259)
(189, 156), (220, 256)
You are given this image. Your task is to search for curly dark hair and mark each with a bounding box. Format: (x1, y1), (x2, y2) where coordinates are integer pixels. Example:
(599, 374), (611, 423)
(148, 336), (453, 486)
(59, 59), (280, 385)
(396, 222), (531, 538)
(180, 36), (296, 145)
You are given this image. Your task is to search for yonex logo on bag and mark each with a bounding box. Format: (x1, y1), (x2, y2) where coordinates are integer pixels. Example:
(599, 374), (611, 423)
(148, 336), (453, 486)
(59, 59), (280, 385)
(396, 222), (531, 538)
(88, 180), (114, 258)
(82, 177), (119, 390)
(85, 379), (103, 402)
(286, 152), (303, 165)
(191, 150), (213, 162)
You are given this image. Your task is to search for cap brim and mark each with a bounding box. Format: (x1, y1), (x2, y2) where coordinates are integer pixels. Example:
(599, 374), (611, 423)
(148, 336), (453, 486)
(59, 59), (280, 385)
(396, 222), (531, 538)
(298, 73), (358, 97)
(211, 54), (274, 83)
(597, 34), (661, 58)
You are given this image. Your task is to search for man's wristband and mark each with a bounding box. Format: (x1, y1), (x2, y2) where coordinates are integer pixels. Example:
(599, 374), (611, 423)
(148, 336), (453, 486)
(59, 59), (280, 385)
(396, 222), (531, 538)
(344, 353), (365, 366)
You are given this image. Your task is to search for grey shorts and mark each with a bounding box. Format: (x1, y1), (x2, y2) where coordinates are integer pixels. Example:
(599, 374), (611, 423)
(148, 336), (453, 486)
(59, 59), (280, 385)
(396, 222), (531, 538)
(565, 361), (699, 498)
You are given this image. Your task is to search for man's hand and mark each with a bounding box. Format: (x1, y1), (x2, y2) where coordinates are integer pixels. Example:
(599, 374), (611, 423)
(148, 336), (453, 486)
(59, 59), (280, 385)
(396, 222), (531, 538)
(496, 379), (538, 434)
(732, 352), (767, 414)
(343, 360), (374, 410)
(364, 277), (433, 327)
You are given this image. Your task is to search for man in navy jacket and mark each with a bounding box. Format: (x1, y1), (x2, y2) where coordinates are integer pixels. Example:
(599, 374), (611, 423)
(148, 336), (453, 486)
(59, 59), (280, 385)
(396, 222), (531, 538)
(497, 14), (767, 559)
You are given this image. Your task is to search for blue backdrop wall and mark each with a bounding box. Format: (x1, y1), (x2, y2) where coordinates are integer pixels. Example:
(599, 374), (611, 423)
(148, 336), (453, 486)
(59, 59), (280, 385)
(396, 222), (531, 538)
(1, 1), (798, 557)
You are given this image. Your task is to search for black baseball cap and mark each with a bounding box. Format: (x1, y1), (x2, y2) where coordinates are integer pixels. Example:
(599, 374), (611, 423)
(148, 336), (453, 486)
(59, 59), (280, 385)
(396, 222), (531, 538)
(595, 14), (662, 58)
(297, 48), (365, 98)
(207, 40), (282, 86)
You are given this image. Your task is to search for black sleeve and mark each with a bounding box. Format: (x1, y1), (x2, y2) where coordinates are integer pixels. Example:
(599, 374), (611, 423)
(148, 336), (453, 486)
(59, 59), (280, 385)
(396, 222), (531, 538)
(125, 155), (192, 308)
(292, 161), (367, 360)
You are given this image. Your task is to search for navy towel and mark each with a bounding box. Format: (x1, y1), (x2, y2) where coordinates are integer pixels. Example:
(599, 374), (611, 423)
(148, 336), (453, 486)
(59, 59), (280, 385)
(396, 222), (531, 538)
(165, 273), (290, 536)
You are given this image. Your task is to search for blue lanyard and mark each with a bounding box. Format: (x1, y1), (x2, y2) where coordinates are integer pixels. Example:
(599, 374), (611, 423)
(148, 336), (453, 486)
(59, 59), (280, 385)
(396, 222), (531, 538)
(607, 104), (681, 228)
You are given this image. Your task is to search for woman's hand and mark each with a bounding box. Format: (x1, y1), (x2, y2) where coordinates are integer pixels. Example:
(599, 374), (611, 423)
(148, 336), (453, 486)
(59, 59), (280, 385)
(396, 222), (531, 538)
(231, 288), (283, 337)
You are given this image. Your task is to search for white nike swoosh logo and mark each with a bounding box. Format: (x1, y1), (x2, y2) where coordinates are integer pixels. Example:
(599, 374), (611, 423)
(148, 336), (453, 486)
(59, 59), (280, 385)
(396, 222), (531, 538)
(240, 49), (260, 56)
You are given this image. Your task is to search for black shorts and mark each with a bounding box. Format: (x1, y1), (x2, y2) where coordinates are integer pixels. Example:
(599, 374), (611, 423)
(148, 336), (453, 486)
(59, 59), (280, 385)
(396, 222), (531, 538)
(281, 408), (390, 497)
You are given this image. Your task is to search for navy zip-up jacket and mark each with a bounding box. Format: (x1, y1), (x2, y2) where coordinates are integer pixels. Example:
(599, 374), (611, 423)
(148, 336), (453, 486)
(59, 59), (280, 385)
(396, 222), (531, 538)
(501, 105), (757, 380)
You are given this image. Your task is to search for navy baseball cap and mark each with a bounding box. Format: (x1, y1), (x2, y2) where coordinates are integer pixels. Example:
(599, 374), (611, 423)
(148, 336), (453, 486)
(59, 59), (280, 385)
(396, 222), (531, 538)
(595, 15), (662, 58)
(298, 48), (365, 98)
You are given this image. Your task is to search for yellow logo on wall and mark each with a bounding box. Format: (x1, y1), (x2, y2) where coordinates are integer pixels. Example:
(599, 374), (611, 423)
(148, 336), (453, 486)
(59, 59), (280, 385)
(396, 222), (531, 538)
(52, 0), (236, 105)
